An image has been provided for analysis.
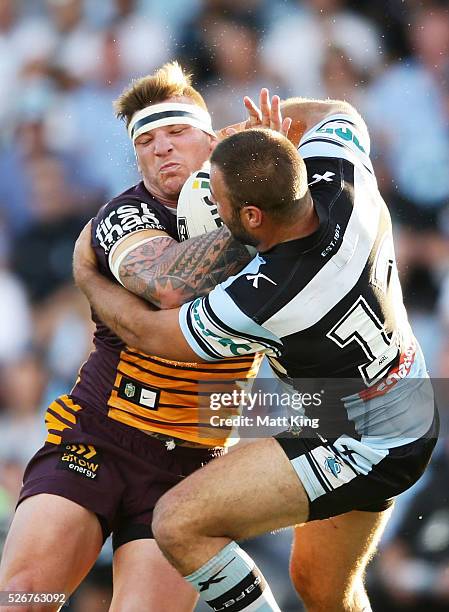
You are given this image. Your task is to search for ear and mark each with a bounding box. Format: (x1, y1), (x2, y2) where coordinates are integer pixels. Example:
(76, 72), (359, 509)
(241, 205), (263, 228)
(209, 134), (218, 153)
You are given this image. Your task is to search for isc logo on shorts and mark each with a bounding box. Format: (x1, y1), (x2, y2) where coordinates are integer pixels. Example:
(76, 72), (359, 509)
(57, 444), (101, 480)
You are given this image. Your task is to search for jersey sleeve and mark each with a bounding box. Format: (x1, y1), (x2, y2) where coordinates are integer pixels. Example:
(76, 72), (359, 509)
(178, 257), (284, 362)
(298, 113), (374, 176)
(92, 198), (168, 276)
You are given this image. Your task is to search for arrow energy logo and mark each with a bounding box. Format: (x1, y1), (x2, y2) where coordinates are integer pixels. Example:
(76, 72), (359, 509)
(57, 443), (101, 479)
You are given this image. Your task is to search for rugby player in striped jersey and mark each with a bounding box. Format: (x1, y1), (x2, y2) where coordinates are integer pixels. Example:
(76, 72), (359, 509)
(74, 96), (438, 611)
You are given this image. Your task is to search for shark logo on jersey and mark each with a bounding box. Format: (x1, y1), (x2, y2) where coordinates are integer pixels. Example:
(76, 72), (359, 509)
(246, 273), (277, 289)
(324, 456), (342, 477)
(309, 171), (335, 186)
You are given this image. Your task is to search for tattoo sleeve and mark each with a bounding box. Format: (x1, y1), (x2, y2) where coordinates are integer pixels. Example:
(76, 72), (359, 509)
(118, 226), (251, 308)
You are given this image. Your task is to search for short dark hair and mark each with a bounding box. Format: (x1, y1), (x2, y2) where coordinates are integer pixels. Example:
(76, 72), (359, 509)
(210, 129), (308, 221)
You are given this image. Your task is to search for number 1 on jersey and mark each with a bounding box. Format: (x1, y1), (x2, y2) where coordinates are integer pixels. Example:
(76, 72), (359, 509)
(327, 296), (399, 386)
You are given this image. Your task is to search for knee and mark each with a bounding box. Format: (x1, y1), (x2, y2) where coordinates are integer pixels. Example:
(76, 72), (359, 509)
(152, 492), (194, 559)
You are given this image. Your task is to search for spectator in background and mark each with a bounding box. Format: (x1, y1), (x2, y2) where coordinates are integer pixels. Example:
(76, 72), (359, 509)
(349, 0), (417, 61)
(34, 283), (94, 403)
(11, 153), (94, 303)
(261, 0), (382, 98)
(365, 3), (449, 310)
(204, 16), (285, 127)
(0, 353), (48, 587)
(45, 0), (102, 82)
(108, 0), (171, 77)
(176, 0), (267, 86)
(0, 353), (47, 467)
(321, 45), (370, 111)
(0, 0), (55, 134)
(0, 265), (31, 366)
(43, 1), (173, 199)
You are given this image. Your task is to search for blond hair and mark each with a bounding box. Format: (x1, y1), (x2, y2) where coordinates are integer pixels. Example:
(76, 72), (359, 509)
(114, 62), (207, 127)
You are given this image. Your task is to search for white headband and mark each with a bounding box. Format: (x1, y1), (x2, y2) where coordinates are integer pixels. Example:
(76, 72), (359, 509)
(128, 102), (215, 142)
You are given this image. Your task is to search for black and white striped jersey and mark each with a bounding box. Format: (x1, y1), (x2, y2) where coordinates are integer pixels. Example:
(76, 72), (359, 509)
(179, 114), (416, 391)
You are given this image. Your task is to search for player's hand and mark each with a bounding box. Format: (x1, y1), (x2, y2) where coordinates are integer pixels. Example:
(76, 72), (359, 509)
(243, 88), (292, 137)
(217, 89), (292, 140)
(73, 220), (96, 285)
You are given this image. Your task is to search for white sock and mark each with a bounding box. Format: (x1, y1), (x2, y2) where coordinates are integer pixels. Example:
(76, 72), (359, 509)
(185, 541), (281, 611)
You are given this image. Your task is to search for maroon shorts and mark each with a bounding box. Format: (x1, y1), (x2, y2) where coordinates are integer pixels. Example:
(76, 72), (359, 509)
(18, 405), (224, 550)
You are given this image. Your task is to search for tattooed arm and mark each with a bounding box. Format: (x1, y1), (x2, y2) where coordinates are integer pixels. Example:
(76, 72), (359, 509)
(73, 223), (229, 361)
(114, 226), (251, 309)
(74, 256), (202, 361)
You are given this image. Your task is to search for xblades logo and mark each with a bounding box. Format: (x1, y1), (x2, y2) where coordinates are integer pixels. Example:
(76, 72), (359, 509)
(309, 171), (335, 186)
(198, 557), (236, 592)
(246, 273), (277, 289)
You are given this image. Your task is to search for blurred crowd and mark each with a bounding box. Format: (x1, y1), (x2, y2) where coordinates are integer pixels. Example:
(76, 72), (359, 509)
(0, 0), (449, 610)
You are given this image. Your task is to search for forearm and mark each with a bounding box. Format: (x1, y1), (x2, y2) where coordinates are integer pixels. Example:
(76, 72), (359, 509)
(118, 226), (251, 309)
(75, 263), (157, 349)
(74, 261), (201, 361)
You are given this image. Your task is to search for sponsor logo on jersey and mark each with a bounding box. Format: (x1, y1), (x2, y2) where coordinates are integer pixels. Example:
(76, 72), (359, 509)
(358, 343), (416, 401)
(316, 125), (366, 152)
(324, 455), (342, 477)
(95, 203), (165, 252)
(246, 273), (277, 289)
(57, 444), (100, 480)
(309, 171), (335, 186)
(191, 299), (252, 356)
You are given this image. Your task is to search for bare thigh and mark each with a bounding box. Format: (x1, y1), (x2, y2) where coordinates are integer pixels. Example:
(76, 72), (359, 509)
(0, 494), (103, 610)
(153, 438), (310, 572)
(110, 539), (198, 612)
(291, 508), (393, 609)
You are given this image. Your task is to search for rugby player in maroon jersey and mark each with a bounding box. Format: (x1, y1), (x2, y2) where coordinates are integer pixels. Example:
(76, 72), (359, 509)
(0, 63), (268, 612)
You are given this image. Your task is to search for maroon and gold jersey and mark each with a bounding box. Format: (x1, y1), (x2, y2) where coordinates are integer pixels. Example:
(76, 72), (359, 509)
(49, 181), (260, 448)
